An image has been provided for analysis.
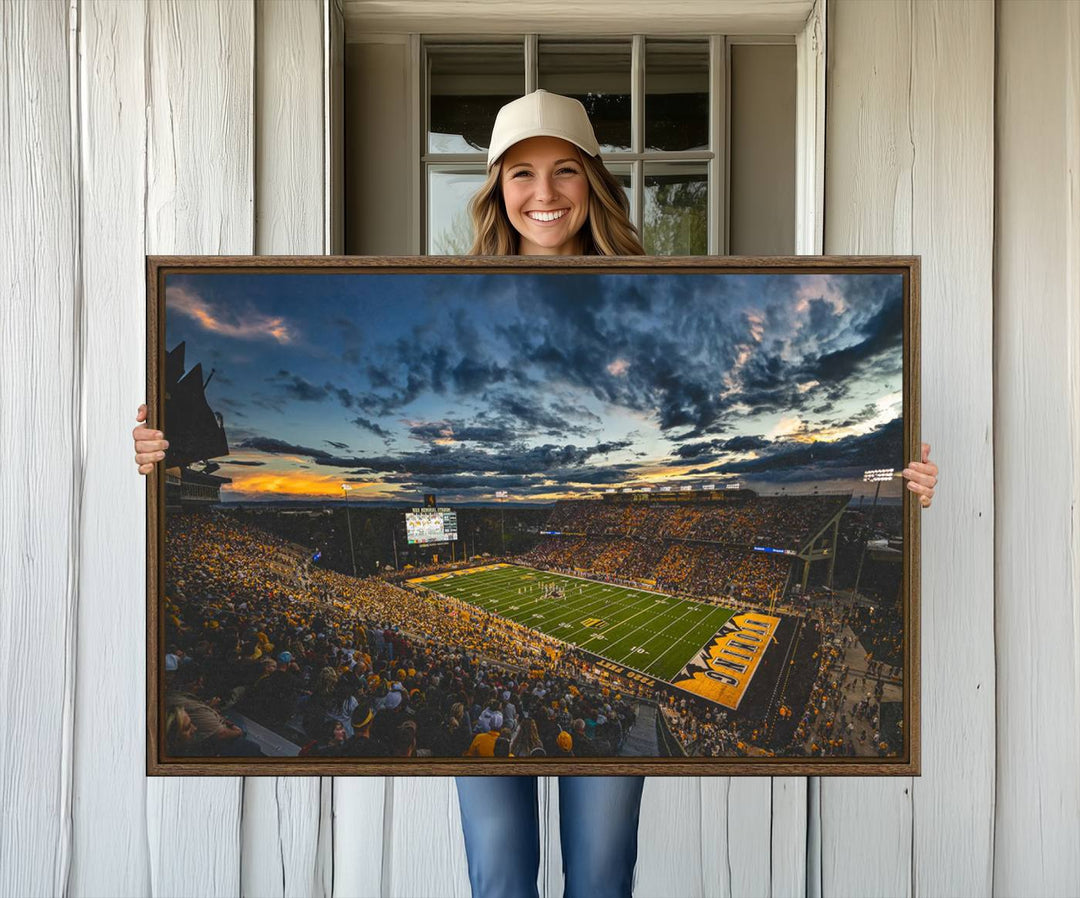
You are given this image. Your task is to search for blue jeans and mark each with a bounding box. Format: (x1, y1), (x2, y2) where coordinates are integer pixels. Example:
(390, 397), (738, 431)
(455, 776), (646, 898)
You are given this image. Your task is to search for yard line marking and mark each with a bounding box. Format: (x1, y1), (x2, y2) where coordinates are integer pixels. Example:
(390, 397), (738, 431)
(640, 607), (735, 677)
(421, 564), (741, 681)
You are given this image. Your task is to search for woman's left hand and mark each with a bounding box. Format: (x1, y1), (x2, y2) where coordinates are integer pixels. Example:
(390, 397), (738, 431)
(903, 442), (938, 508)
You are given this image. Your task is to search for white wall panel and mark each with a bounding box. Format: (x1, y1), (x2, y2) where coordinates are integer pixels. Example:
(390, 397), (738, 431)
(824, 1), (996, 895)
(383, 777), (471, 898)
(0, 2), (78, 896)
(908, 3), (995, 896)
(333, 778), (388, 898)
(635, 777), (706, 897)
(822, 7), (914, 892)
(255, 0), (326, 257)
(144, 1), (254, 894)
(71, 1), (152, 895)
(994, 2), (1080, 894)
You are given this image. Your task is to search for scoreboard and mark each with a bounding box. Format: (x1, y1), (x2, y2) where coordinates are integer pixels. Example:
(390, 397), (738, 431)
(405, 508), (458, 545)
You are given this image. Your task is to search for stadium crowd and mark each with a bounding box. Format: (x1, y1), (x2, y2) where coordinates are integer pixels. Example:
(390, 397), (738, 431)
(163, 512), (650, 759)
(545, 494), (848, 549)
(161, 490), (901, 761)
(521, 537), (791, 603)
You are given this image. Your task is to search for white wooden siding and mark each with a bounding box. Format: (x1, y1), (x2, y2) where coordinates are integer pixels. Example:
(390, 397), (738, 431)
(824, 3), (996, 897)
(994, 1), (1080, 894)
(1, 1), (1077, 897)
(0, 2), (78, 896)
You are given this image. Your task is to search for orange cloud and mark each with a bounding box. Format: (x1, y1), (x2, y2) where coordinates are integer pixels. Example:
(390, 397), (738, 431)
(223, 466), (391, 500)
(168, 285), (294, 343)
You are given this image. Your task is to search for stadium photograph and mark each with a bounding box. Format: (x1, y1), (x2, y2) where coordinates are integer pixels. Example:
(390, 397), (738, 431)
(152, 261), (913, 770)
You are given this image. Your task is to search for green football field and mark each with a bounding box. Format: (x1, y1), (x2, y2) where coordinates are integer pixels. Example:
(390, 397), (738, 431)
(412, 564), (735, 682)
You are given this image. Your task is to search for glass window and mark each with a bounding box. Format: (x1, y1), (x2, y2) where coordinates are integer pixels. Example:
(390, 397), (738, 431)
(538, 41), (632, 153)
(419, 35), (753, 255)
(643, 163), (708, 255)
(605, 163), (634, 214)
(645, 40), (710, 152)
(427, 44), (524, 154)
(428, 167), (488, 255)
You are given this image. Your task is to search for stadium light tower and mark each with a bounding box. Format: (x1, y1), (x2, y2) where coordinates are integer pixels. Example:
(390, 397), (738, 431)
(341, 483), (357, 577)
(853, 468), (897, 600)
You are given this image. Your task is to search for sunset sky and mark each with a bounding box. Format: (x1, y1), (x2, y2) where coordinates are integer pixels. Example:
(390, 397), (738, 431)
(165, 270), (906, 504)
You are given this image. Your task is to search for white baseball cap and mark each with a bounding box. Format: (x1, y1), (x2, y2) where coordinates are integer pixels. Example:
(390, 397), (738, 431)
(486, 90), (601, 169)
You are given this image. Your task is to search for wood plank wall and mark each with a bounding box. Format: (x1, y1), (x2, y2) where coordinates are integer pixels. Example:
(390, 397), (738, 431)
(824, 3), (996, 897)
(1, 1), (1076, 896)
(994, 1), (1080, 894)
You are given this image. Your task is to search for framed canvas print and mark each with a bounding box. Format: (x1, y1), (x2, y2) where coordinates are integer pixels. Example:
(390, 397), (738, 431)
(146, 256), (920, 776)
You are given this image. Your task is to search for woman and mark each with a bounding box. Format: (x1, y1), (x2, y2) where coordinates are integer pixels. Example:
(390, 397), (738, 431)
(133, 90), (940, 898)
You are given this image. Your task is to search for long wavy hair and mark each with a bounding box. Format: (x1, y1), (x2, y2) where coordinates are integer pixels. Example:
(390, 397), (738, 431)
(468, 149), (645, 256)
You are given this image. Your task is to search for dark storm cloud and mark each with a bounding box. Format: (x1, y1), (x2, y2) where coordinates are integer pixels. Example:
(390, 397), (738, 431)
(221, 459), (266, 467)
(450, 357), (508, 393)
(358, 367), (428, 415)
(237, 435), (633, 479)
(351, 415), (393, 439)
(550, 398), (602, 426)
(381, 472), (538, 491)
(409, 419), (521, 446)
(357, 313), (512, 415)
(488, 393), (590, 437)
(269, 370), (328, 402)
(673, 434), (771, 461)
(267, 369), (367, 412)
(501, 317), (738, 439)
(380, 461), (639, 497)
(237, 437), (344, 463)
(833, 403), (879, 429)
(324, 440), (350, 450)
(501, 272), (904, 441)
(544, 464), (638, 485)
(697, 417), (903, 482)
(804, 296), (903, 384)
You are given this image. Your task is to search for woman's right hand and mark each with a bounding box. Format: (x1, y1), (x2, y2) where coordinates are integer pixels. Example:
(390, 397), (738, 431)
(133, 403), (169, 475)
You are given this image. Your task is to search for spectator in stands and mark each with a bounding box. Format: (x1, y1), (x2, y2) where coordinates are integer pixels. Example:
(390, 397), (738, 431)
(165, 706), (196, 756)
(392, 720), (418, 758)
(552, 730), (574, 758)
(166, 662), (264, 757)
(341, 702), (384, 757)
(570, 718), (598, 757)
(465, 713), (502, 757)
(510, 718), (545, 758)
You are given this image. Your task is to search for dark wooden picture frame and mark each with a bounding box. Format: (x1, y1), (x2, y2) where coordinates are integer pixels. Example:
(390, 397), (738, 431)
(147, 255), (920, 776)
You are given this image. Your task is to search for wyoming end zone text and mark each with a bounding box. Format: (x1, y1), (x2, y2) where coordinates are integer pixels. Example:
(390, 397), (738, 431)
(146, 255), (921, 776)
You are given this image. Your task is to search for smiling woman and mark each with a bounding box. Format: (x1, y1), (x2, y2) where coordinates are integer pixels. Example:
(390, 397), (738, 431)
(500, 137), (591, 255)
(466, 90), (644, 257)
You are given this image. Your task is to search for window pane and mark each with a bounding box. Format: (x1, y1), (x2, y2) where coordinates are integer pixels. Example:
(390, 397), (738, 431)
(604, 163), (634, 222)
(428, 167), (487, 254)
(428, 44), (524, 154)
(643, 163), (708, 255)
(538, 41), (631, 153)
(645, 40), (709, 152)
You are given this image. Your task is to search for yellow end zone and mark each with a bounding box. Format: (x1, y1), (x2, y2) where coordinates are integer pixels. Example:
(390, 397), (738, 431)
(673, 611), (780, 710)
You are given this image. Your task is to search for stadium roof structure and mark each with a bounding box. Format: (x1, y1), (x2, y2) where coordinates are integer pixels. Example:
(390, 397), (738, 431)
(794, 493), (852, 556)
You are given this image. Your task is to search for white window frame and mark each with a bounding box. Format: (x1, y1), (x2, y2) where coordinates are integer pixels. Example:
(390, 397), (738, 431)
(398, 0), (826, 256)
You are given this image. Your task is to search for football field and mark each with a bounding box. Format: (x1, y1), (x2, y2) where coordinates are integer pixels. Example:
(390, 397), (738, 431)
(411, 564), (735, 683)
